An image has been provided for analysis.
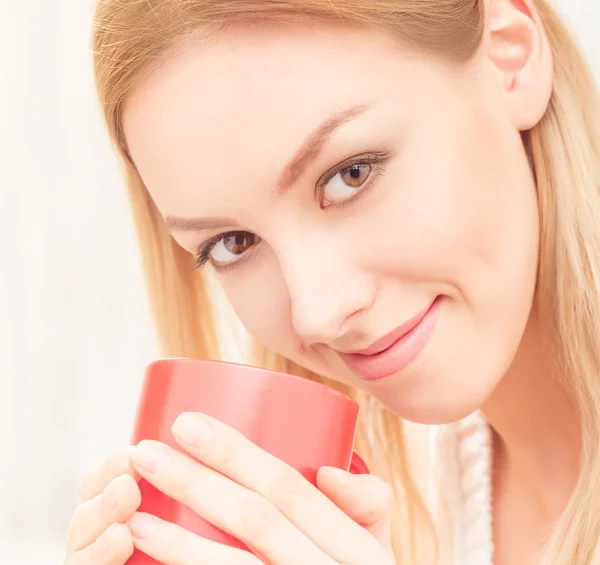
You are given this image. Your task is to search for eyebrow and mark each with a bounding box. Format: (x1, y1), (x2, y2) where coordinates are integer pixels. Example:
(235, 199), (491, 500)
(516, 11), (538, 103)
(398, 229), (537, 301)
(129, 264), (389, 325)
(165, 102), (371, 234)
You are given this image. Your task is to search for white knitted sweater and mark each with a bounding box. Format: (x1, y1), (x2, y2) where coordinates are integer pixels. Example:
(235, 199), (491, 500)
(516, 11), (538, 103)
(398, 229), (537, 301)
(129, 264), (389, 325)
(434, 411), (494, 565)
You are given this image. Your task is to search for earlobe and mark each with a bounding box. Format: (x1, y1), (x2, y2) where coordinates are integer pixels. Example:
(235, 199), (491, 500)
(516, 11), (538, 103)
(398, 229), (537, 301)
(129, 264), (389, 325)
(484, 0), (553, 130)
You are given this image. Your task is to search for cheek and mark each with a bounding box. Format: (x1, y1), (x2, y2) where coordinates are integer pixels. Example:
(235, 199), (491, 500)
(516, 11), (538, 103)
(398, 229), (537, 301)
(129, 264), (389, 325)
(429, 104), (540, 315)
(364, 95), (539, 308)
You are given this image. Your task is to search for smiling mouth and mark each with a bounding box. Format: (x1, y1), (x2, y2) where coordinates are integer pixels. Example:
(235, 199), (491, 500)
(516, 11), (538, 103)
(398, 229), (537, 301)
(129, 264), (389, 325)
(336, 296), (444, 381)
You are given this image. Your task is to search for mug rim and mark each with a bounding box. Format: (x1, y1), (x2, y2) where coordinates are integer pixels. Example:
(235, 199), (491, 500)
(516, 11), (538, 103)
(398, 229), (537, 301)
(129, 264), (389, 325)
(147, 357), (358, 408)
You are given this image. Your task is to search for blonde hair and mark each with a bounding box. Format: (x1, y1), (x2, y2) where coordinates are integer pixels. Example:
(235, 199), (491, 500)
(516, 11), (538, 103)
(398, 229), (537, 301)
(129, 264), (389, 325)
(92, 1), (600, 563)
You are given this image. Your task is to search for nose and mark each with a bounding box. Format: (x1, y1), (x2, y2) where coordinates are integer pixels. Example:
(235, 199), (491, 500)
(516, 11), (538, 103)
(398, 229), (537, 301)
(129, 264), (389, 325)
(278, 240), (375, 346)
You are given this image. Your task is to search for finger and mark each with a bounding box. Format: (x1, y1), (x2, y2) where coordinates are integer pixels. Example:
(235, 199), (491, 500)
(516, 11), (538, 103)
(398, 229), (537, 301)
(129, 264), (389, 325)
(79, 447), (139, 503)
(317, 467), (393, 548)
(127, 512), (264, 565)
(67, 475), (141, 555)
(169, 413), (385, 564)
(132, 441), (332, 565)
(66, 523), (133, 565)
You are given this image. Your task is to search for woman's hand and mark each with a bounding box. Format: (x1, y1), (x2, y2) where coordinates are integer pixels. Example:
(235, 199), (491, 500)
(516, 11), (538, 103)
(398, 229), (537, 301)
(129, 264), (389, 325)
(127, 412), (396, 565)
(64, 447), (141, 565)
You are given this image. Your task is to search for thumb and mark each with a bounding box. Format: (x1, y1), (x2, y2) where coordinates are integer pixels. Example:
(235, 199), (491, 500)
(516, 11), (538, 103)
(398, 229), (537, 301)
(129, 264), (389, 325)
(316, 467), (393, 548)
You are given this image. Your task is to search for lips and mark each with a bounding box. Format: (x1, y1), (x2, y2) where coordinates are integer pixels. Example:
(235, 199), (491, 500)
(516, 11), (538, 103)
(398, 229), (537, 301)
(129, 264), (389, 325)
(338, 302), (433, 356)
(337, 296), (443, 381)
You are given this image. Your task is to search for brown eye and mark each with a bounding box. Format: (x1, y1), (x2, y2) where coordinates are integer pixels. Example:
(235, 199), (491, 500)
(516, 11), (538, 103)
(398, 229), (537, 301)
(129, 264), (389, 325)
(223, 233), (255, 254)
(321, 162), (373, 206)
(209, 231), (259, 265)
(340, 163), (372, 187)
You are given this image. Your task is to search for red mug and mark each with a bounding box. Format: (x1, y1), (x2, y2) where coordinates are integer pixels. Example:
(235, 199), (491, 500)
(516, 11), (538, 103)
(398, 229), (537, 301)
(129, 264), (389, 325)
(127, 358), (368, 564)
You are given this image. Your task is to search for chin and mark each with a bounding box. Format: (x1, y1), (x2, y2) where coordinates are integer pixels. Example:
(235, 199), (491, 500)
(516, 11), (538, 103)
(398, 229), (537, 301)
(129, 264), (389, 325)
(387, 395), (484, 426)
(366, 362), (499, 426)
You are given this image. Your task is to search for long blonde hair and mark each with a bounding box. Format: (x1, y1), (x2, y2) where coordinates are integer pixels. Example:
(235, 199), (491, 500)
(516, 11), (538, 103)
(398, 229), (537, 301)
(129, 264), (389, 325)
(92, 1), (600, 563)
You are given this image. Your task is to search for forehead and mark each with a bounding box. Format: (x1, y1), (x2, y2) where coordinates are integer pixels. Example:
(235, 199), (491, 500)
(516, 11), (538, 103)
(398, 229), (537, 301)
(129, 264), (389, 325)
(122, 25), (433, 216)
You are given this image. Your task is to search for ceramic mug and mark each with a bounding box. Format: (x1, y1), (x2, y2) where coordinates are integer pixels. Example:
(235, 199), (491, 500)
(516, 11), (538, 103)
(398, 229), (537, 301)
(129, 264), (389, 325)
(127, 358), (368, 564)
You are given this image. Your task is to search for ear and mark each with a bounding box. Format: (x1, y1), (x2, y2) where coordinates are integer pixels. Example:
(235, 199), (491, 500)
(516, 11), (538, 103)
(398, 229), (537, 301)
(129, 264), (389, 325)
(484, 0), (553, 130)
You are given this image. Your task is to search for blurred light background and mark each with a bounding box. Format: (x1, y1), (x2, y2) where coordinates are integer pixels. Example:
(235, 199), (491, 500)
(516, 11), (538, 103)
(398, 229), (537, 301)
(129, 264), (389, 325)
(0, 1), (599, 563)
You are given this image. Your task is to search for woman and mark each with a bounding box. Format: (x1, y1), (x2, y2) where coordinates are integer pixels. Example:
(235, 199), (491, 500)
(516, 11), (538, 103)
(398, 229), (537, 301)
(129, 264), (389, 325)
(64, 0), (600, 564)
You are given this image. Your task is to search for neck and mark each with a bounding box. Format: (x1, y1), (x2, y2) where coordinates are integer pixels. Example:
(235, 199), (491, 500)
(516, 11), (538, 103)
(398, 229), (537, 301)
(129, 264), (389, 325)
(481, 307), (581, 519)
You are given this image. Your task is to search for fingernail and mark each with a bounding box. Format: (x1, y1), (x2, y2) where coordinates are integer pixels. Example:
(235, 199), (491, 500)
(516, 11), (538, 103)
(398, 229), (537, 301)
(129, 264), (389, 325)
(133, 441), (169, 473)
(127, 513), (158, 539)
(328, 467), (353, 486)
(173, 413), (214, 447)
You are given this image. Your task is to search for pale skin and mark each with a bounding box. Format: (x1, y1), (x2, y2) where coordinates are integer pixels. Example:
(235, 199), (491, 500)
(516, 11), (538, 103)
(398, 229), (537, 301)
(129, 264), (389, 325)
(66, 0), (582, 564)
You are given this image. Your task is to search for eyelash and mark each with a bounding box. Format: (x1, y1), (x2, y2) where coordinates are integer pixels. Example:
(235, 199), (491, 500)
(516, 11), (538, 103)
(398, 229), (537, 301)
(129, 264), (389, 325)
(194, 151), (391, 271)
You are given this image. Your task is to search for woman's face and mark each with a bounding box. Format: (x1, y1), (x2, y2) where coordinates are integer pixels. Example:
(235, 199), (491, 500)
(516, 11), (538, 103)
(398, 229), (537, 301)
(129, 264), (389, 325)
(123, 24), (540, 424)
